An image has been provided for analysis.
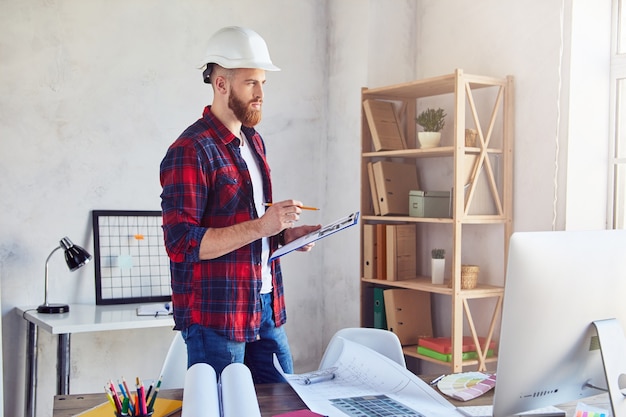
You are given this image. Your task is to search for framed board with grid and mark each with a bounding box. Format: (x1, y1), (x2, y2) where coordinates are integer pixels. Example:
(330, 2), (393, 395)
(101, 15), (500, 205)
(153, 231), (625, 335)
(92, 210), (171, 305)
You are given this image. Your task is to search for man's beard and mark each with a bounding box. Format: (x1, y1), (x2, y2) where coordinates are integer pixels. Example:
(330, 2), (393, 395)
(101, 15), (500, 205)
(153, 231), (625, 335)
(228, 88), (262, 127)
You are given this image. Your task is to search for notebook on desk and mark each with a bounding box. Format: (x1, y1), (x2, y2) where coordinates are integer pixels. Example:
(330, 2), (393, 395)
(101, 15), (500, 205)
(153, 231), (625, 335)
(136, 302), (172, 317)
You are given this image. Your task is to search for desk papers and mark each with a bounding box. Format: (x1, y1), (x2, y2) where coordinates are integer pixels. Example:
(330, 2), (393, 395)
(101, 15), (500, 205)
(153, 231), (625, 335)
(136, 302), (172, 317)
(275, 338), (464, 417)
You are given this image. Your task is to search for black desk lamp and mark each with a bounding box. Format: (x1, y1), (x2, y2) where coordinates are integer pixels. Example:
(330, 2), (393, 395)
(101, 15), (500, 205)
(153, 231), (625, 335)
(37, 237), (92, 314)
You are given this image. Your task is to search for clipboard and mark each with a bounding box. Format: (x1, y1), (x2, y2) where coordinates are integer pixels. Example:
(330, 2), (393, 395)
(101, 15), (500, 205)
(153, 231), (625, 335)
(270, 211), (359, 261)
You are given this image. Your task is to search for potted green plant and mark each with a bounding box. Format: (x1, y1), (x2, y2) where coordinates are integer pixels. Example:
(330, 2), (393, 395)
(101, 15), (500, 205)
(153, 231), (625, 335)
(416, 108), (447, 148)
(431, 248), (445, 285)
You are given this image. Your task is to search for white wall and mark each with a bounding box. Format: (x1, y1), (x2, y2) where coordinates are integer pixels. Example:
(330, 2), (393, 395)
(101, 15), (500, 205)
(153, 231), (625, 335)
(0, 1), (330, 416)
(418, 0), (566, 232)
(416, 0), (611, 233)
(0, 0), (613, 415)
(321, 0), (420, 350)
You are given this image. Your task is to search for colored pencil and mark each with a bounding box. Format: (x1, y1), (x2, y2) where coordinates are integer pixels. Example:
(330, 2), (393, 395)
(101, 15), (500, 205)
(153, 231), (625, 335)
(263, 203), (319, 211)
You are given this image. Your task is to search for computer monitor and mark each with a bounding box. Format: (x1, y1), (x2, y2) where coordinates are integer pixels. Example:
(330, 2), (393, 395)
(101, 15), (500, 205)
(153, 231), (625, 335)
(493, 229), (626, 417)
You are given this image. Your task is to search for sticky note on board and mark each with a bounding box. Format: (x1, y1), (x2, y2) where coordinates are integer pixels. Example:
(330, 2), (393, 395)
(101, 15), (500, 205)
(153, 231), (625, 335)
(117, 254), (133, 269)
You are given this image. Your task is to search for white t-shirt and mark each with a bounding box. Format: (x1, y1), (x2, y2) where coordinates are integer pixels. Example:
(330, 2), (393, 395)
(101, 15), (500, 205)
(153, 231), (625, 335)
(239, 132), (272, 294)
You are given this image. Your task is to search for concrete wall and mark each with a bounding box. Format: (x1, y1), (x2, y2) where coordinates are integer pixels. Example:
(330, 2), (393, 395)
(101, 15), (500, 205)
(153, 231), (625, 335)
(0, 0), (613, 415)
(0, 2), (331, 416)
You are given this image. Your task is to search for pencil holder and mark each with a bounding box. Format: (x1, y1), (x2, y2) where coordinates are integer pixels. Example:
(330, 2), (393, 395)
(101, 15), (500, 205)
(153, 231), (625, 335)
(115, 413), (153, 417)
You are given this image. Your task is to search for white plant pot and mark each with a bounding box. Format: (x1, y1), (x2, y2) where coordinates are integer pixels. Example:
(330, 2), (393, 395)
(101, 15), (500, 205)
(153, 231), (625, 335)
(418, 131), (442, 149)
(431, 258), (445, 285)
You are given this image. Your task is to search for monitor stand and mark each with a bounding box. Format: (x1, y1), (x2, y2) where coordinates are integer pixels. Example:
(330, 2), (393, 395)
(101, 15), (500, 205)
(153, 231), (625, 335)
(593, 319), (626, 417)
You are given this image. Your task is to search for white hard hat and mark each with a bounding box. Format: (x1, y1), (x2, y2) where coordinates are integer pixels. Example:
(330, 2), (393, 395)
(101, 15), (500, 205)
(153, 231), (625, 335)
(199, 26), (280, 71)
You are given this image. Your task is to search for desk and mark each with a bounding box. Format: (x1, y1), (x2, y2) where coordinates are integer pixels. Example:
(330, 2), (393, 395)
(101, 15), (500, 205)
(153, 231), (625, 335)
(16, 304), (175, 417)
(54, 380), (611, 417)
(53, 385), (308, 417)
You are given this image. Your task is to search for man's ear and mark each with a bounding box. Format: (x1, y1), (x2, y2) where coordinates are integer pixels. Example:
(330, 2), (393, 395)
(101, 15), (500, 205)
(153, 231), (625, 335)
(213, 75), (228, 95)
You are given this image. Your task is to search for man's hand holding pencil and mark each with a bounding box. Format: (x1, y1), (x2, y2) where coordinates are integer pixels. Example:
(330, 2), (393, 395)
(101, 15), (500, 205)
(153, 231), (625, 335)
(263, 200), (322, 251)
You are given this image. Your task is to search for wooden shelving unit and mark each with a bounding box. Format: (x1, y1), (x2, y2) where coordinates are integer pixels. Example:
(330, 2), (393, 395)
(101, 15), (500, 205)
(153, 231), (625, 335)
(360, 69), (514, 372)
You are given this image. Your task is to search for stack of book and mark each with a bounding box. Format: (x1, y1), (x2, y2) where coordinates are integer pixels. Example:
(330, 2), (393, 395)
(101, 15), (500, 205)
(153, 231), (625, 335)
(417, 336), (496, 362)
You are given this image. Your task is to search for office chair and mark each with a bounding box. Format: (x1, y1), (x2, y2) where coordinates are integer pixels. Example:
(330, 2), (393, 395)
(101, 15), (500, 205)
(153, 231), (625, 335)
(319, 327), (406, 369)
(158, 331), (188, 389)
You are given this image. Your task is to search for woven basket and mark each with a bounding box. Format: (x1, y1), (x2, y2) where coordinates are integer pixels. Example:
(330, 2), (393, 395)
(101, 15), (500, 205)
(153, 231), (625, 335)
(461, 265), (479, 289)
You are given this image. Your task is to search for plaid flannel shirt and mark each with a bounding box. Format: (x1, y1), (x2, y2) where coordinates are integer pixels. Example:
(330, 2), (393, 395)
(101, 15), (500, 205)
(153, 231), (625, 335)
(160, 106), (286, 342)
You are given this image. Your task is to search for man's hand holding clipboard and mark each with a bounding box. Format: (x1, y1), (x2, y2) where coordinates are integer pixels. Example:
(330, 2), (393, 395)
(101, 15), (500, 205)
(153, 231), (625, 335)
(270, 211), (360, 261)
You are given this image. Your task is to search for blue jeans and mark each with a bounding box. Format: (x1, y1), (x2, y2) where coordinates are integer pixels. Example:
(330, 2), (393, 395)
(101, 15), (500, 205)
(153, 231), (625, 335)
(182, 293), (293, 383)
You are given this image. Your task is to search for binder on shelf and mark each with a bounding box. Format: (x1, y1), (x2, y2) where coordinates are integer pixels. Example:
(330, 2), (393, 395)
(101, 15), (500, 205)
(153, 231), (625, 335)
(367, 162), (381, 215)
(375, 224), (387, 280)
(363, 224), (377, 279)
(385, 224), (416, 281)
(373, 287), (387, 329)
(363, 99), (407, 151)
(372, 161), (420, 216)
(417, 336), (497, 354)
(383, 289), (433, 345)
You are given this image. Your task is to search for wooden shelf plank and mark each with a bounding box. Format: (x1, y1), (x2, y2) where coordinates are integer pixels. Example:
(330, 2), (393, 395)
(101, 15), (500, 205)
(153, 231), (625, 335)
(361, 215), (509, 224)
(361, 215), (454, 224)
(362, 71), (507, 100)
(362, 147), (503, 159)
(361, 277), (504, 298)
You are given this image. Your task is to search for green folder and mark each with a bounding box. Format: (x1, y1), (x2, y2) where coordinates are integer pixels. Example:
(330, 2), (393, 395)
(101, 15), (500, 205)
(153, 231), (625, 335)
(373, 288), (387, 329)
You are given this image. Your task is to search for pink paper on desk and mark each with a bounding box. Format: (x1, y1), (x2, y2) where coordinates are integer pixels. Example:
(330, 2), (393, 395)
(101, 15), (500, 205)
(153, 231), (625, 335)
(273, 410), (327, 417)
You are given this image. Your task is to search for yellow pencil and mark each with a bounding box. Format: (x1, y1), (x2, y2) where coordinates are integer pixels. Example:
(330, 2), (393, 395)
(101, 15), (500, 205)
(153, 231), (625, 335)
(263, 203), (319, 211)
(104, 386), (116, 409)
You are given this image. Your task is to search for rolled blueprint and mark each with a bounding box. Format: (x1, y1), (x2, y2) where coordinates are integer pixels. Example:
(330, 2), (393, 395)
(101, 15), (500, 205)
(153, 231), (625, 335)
(220, 363), (261, 417)
(181, 363), (220, 417)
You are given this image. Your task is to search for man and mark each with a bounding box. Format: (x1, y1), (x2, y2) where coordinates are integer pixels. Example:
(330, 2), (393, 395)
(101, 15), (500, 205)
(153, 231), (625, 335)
(160, 26), (320, 383)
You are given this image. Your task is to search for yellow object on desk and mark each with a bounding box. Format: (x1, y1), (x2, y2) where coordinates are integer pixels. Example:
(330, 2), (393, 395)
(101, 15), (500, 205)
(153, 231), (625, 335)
(72, 398), (182, 417)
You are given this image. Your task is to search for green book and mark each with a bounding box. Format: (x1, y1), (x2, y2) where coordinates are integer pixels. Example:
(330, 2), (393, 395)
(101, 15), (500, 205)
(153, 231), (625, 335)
(417, 345), (494, 362)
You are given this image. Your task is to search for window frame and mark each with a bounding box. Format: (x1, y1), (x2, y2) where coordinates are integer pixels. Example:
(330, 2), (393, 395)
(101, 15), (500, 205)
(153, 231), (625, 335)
(610, 0), (626, 229)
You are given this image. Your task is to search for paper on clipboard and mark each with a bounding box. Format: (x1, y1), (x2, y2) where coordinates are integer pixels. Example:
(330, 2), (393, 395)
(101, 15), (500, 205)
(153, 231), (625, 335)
(270, 211), (359, 261)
